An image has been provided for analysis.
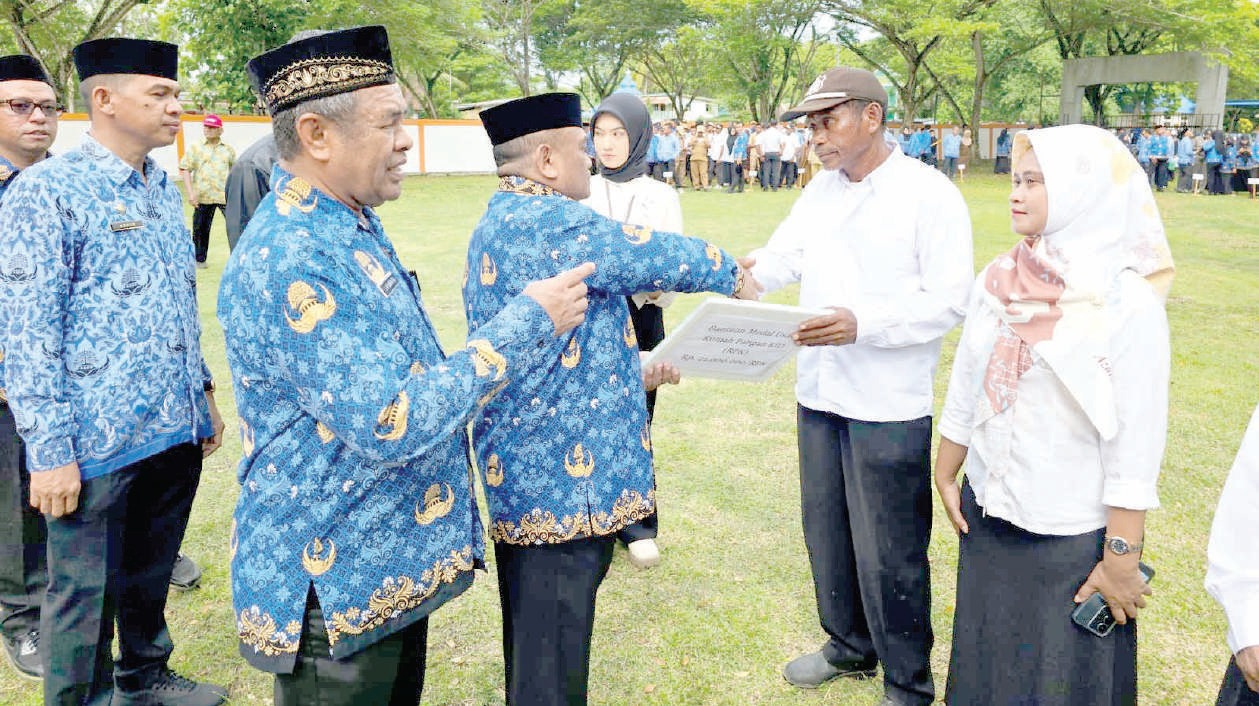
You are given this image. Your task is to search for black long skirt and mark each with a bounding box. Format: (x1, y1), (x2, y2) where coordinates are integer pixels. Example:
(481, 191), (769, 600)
(618, 298), (664, 544)
(946, 481), (1138, 706)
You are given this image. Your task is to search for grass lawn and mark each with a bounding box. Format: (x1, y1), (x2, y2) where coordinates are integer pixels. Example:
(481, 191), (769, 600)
(1, 165), (1256, 705)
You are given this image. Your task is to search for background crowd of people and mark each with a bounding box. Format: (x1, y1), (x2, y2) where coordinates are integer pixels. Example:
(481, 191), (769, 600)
(1120, 125), (1259, 196)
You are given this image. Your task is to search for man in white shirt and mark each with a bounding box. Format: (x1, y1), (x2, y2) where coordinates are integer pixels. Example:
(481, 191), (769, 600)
(1207, 404), (1259, 705)
(749, 67), (973, 706)
(758, 122), (785, 191)
(779, 122), (800, 188)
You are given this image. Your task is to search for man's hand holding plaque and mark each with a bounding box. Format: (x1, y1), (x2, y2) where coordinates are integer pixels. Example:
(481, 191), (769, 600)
(793, 306), (858, 347)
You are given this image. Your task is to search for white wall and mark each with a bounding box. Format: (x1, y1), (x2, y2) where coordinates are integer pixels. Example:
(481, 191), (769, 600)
(48, 115), (496, 178)
(421, 123), (496, 174)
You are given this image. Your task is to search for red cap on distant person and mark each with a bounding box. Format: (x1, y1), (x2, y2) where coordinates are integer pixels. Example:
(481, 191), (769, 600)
(202, 114), (223, 128)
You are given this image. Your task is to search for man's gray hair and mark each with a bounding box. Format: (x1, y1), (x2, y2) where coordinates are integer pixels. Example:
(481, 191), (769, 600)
(269, 29), (363, 160)
(492, 131), (548, 171)
(272, 91), (359, 161)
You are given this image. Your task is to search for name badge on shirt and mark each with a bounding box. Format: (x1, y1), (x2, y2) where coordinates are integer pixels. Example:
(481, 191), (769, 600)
(109, 220), (143, 232)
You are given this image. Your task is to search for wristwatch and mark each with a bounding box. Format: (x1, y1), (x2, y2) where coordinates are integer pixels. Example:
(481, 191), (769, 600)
(1103, 535), (1143, 556)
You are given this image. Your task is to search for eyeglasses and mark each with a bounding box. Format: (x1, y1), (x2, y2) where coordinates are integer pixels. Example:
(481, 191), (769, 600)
(2, 99), (63, 117)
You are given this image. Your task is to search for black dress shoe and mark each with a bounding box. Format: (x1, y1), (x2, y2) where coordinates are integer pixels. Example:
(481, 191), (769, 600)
(2, 628), (42, 680)
(782, 649), (877, 688)
(113, 668), (227, 706)
(169, 553), (203, 591)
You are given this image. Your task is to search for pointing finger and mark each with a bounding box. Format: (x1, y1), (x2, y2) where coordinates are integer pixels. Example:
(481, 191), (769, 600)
(560, 262), (596, 283)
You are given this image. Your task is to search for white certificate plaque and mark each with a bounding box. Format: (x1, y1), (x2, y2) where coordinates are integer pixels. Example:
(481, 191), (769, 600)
(642, 298), (828, 382)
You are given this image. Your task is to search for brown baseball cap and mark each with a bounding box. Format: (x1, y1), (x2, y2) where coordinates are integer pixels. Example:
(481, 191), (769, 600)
(780, 66), (888, 122)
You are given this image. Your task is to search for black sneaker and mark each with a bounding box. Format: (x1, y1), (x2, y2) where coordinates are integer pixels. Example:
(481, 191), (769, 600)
(113, 668), (227, 706)
(2, 628), (41, 680)
(169, 553), (202, 591)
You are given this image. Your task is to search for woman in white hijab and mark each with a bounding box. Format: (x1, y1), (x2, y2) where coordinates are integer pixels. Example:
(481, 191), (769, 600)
(934, 124), (1175, 705)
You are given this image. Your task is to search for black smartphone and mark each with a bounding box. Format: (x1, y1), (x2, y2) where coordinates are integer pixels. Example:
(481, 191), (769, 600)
(1070, 561), (1155, 637)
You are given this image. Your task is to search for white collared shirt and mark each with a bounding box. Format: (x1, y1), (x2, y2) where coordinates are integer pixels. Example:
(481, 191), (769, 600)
(759, 127), (785, 154)
(582, 173), (683, 308)
(750, 142), (973, 422)
(938, 273), (1169, 535)
(1207, 404), (1259, 655)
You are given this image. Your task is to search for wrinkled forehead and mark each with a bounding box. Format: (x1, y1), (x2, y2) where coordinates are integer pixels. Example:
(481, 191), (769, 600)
(354, 82), (405, 117)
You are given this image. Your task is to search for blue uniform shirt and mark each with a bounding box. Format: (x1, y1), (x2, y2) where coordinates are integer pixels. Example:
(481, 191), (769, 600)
(731, 133), (749, 160)
(0, 135), (212, 478)
(464, 177), (739, 545)
(1204, 139), (1221, 164)
(911, 131), (932, 158)
(942, 133), (961, 159)
(995, 132), (1012, 157)
(657, 132), (681, 162)
(1177, 136), (1196, 166)
(220, 166), (556, 671)
(0, 153), (23, 404)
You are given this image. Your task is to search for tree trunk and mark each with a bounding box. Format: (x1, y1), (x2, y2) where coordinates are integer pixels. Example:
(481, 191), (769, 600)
(969, 31), (986, 131)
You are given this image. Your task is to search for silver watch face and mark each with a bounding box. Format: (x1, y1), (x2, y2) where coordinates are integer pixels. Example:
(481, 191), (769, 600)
(1107, 537), (1130, 555)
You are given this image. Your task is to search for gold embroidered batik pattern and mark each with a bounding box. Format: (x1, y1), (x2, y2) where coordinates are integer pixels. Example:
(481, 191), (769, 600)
(497, 176), (562, 198)
(238, 606), (300, 657)
(490, 490), (655, 545)
(324, 546), (476, 646)
(264, 56), (392, 112)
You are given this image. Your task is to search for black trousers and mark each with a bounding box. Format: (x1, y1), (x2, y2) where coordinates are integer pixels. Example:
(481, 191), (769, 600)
(1208, 163), (1227, 194)
(1153, 159), (1171, 189)
(781, 160), (798, 188)
(191, 202), (225, 263)
(0, 404), (46, 641)
(797, 406), (935, 706)
(275, 587), (428, 706)
(760, 154), (781, 189)
(1218, 657), (1259, 706)
(495, 537), (614, 706)
(619, 299), (665, 545)
(43, 443), (201, 706)
(724, 162), (744, 192)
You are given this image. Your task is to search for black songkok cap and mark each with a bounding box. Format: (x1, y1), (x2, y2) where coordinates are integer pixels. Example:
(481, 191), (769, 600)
(480, 93), (583, 146)
(73, 38), (179, 82)
(246, 25), (395, 116)
(0, 55), (51, 84)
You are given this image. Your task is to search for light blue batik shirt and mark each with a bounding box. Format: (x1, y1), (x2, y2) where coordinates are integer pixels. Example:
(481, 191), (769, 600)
(0, 153), (23, 404)
(464, 177), (739, 546)
(220, 165), (556, 672)
(0, 135), (212, 478)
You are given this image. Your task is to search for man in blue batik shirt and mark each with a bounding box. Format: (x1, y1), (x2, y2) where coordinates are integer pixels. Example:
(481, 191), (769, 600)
(0, 53), (57, 682)
(220, 28), (593, 705)
(466, 92), (761, 706)
(0, 38), (227, 706)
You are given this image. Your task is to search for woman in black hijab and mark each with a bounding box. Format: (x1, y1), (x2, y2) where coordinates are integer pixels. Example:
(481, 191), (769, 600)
(580, 92), (686, 569)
